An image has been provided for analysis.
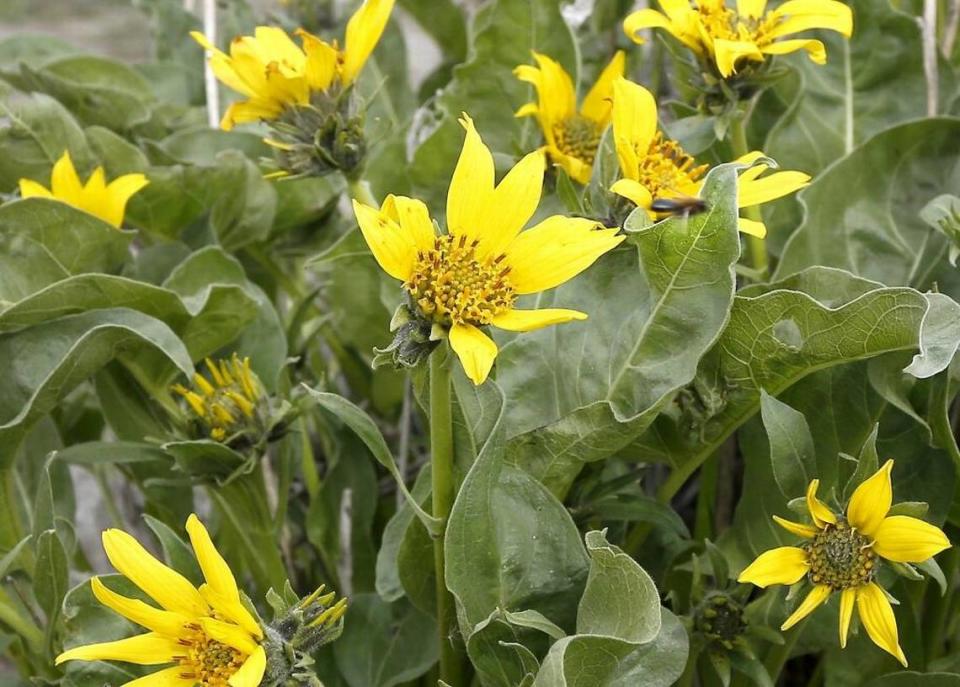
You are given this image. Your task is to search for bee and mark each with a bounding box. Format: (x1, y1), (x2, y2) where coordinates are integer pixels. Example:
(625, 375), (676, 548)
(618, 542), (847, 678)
(650, 196), (709, 217)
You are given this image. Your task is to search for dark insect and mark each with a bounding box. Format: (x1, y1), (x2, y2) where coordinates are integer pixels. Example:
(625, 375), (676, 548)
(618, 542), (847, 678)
(650, 196), (709, 216)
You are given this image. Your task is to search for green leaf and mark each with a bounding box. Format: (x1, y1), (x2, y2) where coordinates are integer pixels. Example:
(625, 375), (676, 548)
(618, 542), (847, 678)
(0, 308), (193, 466)
(865, 674), (960, 686)
(759, 391), (816, 499)
(495, 162), (740, 496)
(398, 0), (467, 62)
(34, 529), (68, 654)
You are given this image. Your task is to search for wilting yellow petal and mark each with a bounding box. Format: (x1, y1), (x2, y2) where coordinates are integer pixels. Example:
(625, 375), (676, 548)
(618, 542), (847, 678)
(56, 633), (181, 666)
(857, 582), (907, 666)
(760, 38), (827, 64)
(781, 584), (831, 630)
(482, 150), (545, 257)
(446, 114), (494, 245)
(449, 323), (498, 385)
(229, 645), (267, 687)
(101, 529), (207, 617)
(102, 173), (149, 227)
(805, 479), (837, 527)
(767, 0), (853, 39)
(713, 39), (764, 77)
(341, 0), (396, 86)
(580, 51), (625, 125)
(352, 200), (417, 281)
(121, 666), (197, 687)
(611, 178), (653, 209)
(505, 216), (624, 294)
(381, 194), (436, 254)
(737, 170), (809, 208)
(846, 459), (893, 537)
(491, 308), (587, 332)
(737, 546), (809, 587)
(612, 77), (658, 179)
(18, 178), (53, 200)
(839, 587), (856, 648)
(199, 618), (258, 655)
(773, 515), (818, 539)
(220, 100), (284, 131)
(91, 577), (191, 637)
(872, 515), (951, 563)
(623, 9), (676, 44)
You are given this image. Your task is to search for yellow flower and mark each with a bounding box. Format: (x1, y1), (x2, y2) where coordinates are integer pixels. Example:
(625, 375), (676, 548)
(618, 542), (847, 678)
(738, 460), (951, 666)
(514, 51), (625, 184)
(610, 77), (808, 237)
(173, 355), (262, 442)
(624, 0), (853, 78)
(191, 0), (395, 130)
(18, 150), (148, 229)
(57, 515), (266, 687)
(352, 114), (624, 385)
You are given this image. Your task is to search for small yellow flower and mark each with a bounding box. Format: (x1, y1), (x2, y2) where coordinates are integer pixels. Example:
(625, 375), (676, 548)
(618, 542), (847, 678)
(173, 355), (262, 442)
(738, 460), (951, 665)
(624, 0), (853, 78)
(57, 515), (266, 687)
(18, 150), (148, 229)
(514, 51), (625, 184)
(191, 0), (394, 130)
(610, 77), (809, 237)
(352, 114), (624, 385)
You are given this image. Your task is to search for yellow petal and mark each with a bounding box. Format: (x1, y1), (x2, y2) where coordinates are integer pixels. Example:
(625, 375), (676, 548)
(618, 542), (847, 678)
(446, 114), (494, 245)
(805, 479), (837, 527)
(872, 515), (951, 563)
(839, 587), (856, 648)
(229, 645), (267, 687)
(297, 30), (338, 92)
(548, 146), (592, 185)
(56, 633), (181, 666)
(199, 618), (259, 655)
(50, 150), (84, 205)
(525, 52), (577, 126)
(713, 39), (764, 77)
(738, 170), (809, 208)
(341, 0), (396, 86)
(781, 584), (831, 630)
(773, 515), (818, 539)
(491, 308), (587, 332)
(737, 546), (809, 587)
(505, 216), (624, 294)
(253, 27), (306, 68)
(846, 459), (893, 537)
(580, 51), (626, 125)
(737, 216), (767, 238)
(220, 99), (284, 130)
(515, 102), (539, 119)
(768, 0), (853, 39)
(121, 666), (196, 687)
(623, 9), (676, 44)
(352, 200), (417, 281)
(760, 38), (827, 64)
(381, 194), (436, 254)
(101, 528), (208, 617)
(737, 0), (768, 19)
(856, 582), (907, 666)
(611, 178), (653, 209)
(91, 577), (191, 637)
(482, 150), (546, 257)
(18, 178), (53, 199)
(102, 173), (149, 228)
(612, 77), (658, 179)
(199, 584), (263, 640)
(449, 323), (498, 386)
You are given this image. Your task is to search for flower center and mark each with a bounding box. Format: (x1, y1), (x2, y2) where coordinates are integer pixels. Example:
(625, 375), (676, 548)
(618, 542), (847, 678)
(636, 132), (709, 200)
(552, 115), (602, 165)
(804, 520), (876, 590)
(175, 630), (246, 687)
(694, 0), (779, 46)
(405, 234), (515, 326)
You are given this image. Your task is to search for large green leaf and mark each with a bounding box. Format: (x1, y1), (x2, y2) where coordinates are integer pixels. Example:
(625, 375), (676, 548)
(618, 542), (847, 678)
(494, 163), (740, 496)
(776, 118), (960, 287)
(0, 308), (193, 466)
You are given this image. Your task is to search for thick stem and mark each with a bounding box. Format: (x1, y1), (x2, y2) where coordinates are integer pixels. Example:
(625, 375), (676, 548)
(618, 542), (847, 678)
(728, 114), (768, 278)
(429, 346), (461, 685)
(347, 178), (379, 208)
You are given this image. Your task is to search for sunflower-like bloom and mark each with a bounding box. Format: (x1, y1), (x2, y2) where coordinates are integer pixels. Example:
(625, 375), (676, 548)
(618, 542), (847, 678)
(18, 150), (148, 228)
(57, 515), (266, 687)
(624, 0), (853, 78)
(514, 51), (625, 184)
(173, 355), (263, 442)
(738, 461), (951, 665)
(610, 77), (808, 237)
(191, 0), (394, 130)
(352, 114), (624, 385)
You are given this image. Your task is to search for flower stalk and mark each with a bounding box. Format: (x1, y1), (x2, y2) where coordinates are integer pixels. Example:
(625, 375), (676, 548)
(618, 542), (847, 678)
(728, 111), (768, 276)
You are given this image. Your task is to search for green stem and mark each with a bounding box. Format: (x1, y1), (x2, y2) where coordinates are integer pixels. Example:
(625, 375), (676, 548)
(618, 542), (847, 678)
(93, 465), (124, 529)
(728, 113), (768, 278)
(693, 454), (718, 541)
(429, 346), (462, 685)
(924, 546), (959, 663)
(764, 616), (808, 681)
(0, 467), (25, 552)
(0, 588), (43, 655)
(347, 177), (379, 208)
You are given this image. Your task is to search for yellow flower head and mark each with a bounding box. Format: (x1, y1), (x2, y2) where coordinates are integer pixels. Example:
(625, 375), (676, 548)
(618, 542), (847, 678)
(352, 114), (624, 385)
(57, 515), (266, 687)
(624, 0), (853, 78)
(738, 460), (951, 665)
(18, 150), (148, 229)
(191, 0), (395, 130)
(610, 77), (809, 237)
(173, 355), (262, 442)
(514, 51), (625, 184)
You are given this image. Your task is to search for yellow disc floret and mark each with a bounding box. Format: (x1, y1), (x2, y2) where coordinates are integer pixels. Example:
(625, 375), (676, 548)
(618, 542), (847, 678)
(176, 627), (246, 687)
(805, 519), (876, 591)
(552, 116), (603, 167)
(635, 132), (710, 200)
